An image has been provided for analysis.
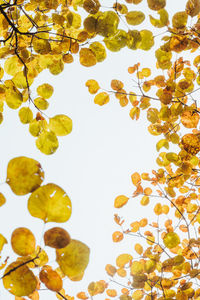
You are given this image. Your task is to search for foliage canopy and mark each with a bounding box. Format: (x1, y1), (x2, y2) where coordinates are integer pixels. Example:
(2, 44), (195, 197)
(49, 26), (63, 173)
(2, 0), (200, 299)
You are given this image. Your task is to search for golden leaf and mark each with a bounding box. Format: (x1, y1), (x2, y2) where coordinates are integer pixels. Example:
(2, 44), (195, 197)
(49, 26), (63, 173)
(6, 157), (44, 195)
(28, 183), (72, 223)
(56, 239), (90, 279)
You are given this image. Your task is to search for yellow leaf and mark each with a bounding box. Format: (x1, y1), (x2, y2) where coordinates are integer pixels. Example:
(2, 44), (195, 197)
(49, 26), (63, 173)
(85, 80), (100, 94)
(131, 172), (141, 186)
(0, 192), (6, 207)
(56, 239), (90, 278)
(37, 84), (54, 99)
(36, 131), (59, 155)
(172, 11), (188, 29)
(3, 262), (37, 296)
(116, 254), (133, 268)
(104, 30), (127, 52)
(28, 183), (72, 223)
(111, 79), (124, 90)
(156, 139), (169, 151)
(18, 107), (33, 124)
(140, 196), (149, 206)
(125, 11), (145, 25)
(96, 11), (119, 37)
(186, 0), (200, 17)
(106, 289), (117, 297)
(11, 227), (36, 256)
(163, 232), (180, 249)
(134, 244), (143, 255)
(34, 97), (49, 110)
(0, 233), (7, 252)
(149, 9), (169, 28)
(6, 157), (44, 195)
(94, 92), (110, 106)
(139, 30), (154, 50)
(29, 119), (48, 137)
(132, 290), (143, 300)
(114, 195), (129, 208)
(5, 86), (22, 109)
(130, 261), (144, 275)
(105, 264), (116, 276)
(147, 0), (166, 10)
(4, 56), (22, 76)
(44, 227), (71, 249)
(49, 114), (72, 136)
(79, 48), (97, 67)
(12, 72), (33, 89)
(89, 42), (106, 62)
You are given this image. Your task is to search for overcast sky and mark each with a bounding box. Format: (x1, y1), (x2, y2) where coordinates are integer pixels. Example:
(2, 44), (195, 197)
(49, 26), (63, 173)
(0, 0), (188, 299)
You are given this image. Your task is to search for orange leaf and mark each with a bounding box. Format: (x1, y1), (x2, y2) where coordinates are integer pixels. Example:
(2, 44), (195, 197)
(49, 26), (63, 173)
(112, 231), (123, 242)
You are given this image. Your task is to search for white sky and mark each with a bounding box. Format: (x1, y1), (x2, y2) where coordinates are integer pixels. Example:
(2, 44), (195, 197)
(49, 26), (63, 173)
(0, 0), (188, 299)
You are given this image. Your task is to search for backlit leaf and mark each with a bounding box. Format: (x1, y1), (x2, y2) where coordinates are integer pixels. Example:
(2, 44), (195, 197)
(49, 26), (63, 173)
(114, 195), (129, 208)
(125, 11), (145, 25)
(181, 111), (200, 128)
(3, 262), (37, 296)
(18, 107), (33, 124)
(37, 84), (54, 99)
(0, 233), (7, 252)
(150, 9), (169, 28)
(49, 114), (72, 136)
(181, 134), (200, 155)
(28, 183), (72, 223)
(79, 48), (97, 67)
(116, 254), (133, 268)
(147, 0), (166, 10)
(39, 266), (63, 291)
(0, 193), (6, 207)
(56, 239), (90, 278)
(11, 227), (36, 256)
(186, 0), (200, 17)
(85, 80), (100, 94)
(44, 227), (71, 249)
(112, 231), (124, 242)
(131, 172), (141, 186)
(94, 92), (110, 105)
(163, 232), (180, 249)
(89, 42), (106, 62)
(36, 131), (59, 155)
(6, 157), (44, 195)
(172, 11), (188, 29)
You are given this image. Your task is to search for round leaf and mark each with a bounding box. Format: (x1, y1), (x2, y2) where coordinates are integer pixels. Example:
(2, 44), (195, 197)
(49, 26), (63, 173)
(44, 227), (71, 249)
(6, 157), (44, 195)
(3, 262), (37, 296)
(28, 183), (72, 223)
(125, 11), (145, 25)
(49, 114), (72, 136)
(37, 84), (54, 99)
(163, 232), (180, 249)
(39, 266), (63, 291)
(36, 131), (59, 155)
(18, 107), (33, 124)
(56, 239), (90, 278)
(11, 227), (36, 256)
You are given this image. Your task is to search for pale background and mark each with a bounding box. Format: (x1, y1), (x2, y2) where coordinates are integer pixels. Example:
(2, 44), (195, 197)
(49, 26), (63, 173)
(0, 0), (188, 298)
